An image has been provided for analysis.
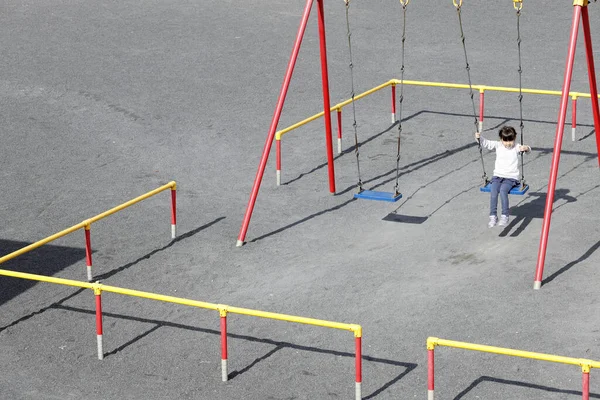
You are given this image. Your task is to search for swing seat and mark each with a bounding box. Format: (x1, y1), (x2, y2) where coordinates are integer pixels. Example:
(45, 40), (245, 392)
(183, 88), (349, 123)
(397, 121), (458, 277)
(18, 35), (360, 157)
(480, 183), (529, 195)
(354, 190), (402, 202)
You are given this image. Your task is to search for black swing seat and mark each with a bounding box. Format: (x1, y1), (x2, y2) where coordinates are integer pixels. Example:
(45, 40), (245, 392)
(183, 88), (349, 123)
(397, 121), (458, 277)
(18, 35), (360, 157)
(480, 182), (529, 195)
(354, 190), (403, 202)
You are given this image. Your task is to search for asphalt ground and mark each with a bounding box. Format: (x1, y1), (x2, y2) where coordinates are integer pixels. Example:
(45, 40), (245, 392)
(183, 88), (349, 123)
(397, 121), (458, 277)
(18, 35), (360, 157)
(1, 1), (599, 399)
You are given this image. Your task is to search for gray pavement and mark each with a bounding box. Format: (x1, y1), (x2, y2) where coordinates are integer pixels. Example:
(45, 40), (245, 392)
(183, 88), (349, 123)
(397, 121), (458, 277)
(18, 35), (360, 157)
(1, 0), (599, 399)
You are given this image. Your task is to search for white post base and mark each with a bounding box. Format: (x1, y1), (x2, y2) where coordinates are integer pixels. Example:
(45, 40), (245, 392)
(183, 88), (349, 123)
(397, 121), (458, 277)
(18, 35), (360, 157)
(428, 389), (434, 400)
(355, 382), (361, 400)
(338, 138), (342, 154)
(533, 281), (541, 290)
(87, 265), (93, 282)
(221, 359), (228, 382)
(97, 334), (103, 360)
(392, 113), (396, 124)
(478, 121), (483, 133)
(276, 170), (281, 186)
(235, 240), (244, 247)
(171, 224), (177, 239)
(572, 127), (576, 142)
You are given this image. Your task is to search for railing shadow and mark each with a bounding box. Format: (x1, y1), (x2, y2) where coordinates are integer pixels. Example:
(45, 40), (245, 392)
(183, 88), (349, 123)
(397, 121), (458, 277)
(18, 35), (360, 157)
(0, 220), (224, 331)
(280, 107), (598, 188)
(94, 217), (225, 281)
(453, 375), (600, 399)
(53, 304), (416, 398)
(283, 122), (398, 187)
(0, 288), (86, 333)
(0, 240), (87, 306)
(259, 109), (598, 242)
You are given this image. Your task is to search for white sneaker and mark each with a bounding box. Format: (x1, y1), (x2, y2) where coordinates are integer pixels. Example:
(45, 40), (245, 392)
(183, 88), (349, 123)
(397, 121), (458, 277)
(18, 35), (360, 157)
(488, 215), (498, 228)
(499, 215), (509, 226)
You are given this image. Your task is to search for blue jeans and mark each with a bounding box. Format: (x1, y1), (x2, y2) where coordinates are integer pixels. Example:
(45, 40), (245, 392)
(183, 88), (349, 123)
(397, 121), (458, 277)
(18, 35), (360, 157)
(489, 176), (519, 216)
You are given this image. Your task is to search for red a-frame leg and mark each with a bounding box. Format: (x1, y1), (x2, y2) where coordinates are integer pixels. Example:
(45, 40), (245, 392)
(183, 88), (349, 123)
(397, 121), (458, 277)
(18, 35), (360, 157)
(534, 0), (600, 289)
(236, 0), (336, 247)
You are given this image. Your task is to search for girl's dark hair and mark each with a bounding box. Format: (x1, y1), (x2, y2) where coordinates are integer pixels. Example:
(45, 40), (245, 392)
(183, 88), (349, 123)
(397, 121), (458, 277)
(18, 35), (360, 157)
(498, 126), (517, 141)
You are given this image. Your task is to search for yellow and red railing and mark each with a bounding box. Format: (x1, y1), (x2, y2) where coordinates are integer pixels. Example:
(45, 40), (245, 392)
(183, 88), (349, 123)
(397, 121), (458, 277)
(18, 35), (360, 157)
(0, 181), (177, 282)
(274, 78), (600, 185)
(0, 268), (363, 399)
(427, 337), (600, 400)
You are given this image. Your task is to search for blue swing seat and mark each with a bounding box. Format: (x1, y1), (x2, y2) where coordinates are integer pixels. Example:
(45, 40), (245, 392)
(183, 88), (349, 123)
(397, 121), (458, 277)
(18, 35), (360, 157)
(354, 190), (402, 202)
(480, 182), (529, 195)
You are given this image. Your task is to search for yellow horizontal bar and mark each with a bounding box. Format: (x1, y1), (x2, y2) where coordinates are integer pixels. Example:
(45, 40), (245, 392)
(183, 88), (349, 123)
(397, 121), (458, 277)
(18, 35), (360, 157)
(226, 305), (361, 336)
(428, 337), (600, 369)
(392, 79), (600, 99)
(85, 181), (176, 225)
(100, 284), (220, 311)
(274, 78), (600, 141)
(0, 268), (360, 335)
(275, 80), (395, 140)
(0, 268), (94, 289)
(0, 181), (176, 266)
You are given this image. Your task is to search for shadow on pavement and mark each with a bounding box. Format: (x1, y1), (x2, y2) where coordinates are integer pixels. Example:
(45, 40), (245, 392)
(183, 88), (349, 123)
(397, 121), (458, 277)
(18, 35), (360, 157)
(0, 239), (87, 306)
(95, 217), (225, 281)
(453, 375), (600, 399)
(52, 304), (418, 399)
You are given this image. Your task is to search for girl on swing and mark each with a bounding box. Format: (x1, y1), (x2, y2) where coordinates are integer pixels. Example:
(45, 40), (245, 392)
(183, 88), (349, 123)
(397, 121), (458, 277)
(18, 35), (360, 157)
(475, 126), (531, 228)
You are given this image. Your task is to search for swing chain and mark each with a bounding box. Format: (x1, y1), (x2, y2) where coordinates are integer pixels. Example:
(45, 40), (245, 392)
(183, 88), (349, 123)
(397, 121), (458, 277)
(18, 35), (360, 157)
(344, 0), (363, 191)
(516, 1), (526, 187)
(455, 1), (486, 185)
(394, 0), (408, 196)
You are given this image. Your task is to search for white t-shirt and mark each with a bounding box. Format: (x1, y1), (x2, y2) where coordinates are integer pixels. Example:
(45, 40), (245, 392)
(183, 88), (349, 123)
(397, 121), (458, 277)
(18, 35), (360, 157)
(479, 137), (521, 180)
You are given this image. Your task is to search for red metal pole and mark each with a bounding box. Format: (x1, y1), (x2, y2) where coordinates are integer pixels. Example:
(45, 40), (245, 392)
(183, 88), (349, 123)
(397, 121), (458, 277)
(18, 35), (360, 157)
(572, 97), (578, 141)
(582, 370), (590, 400)
(391, 83), (397, 123)
(581, 6), (600, 165)
(170, 187), (177, 239)
(355, 336), (362, 400)
(236, 0), (314, 247)
(317, 0), (336, 194)
(220, 314), (228, 382)
(84, 226), (92, 282)
(534, 5), (582, 290)
(95, 290), (104, 360)
(428, 349), (435, 400)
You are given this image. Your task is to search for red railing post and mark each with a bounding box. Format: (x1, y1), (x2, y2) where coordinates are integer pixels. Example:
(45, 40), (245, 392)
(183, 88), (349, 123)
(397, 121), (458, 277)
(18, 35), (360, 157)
(337, 109), (343, 154)
(220, 310), (228, 382)
(276, 139), (282, 186)
(428, 347), (435, 400)
(94, 285), (104, 360)
(391, 83), (397, 124)
(355, 334), (362, 400)
(581, 5), (600, 166)
(582, 366), (590, 400)
(84, 225), (93, 282)
(171, 185), (177, 239)
(534, 5), (582, 289)
(316, 0), (336, 194)
(572, 96), (578, 141)
(479, 89), (485, 133)
(236, 0), (315, 247)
